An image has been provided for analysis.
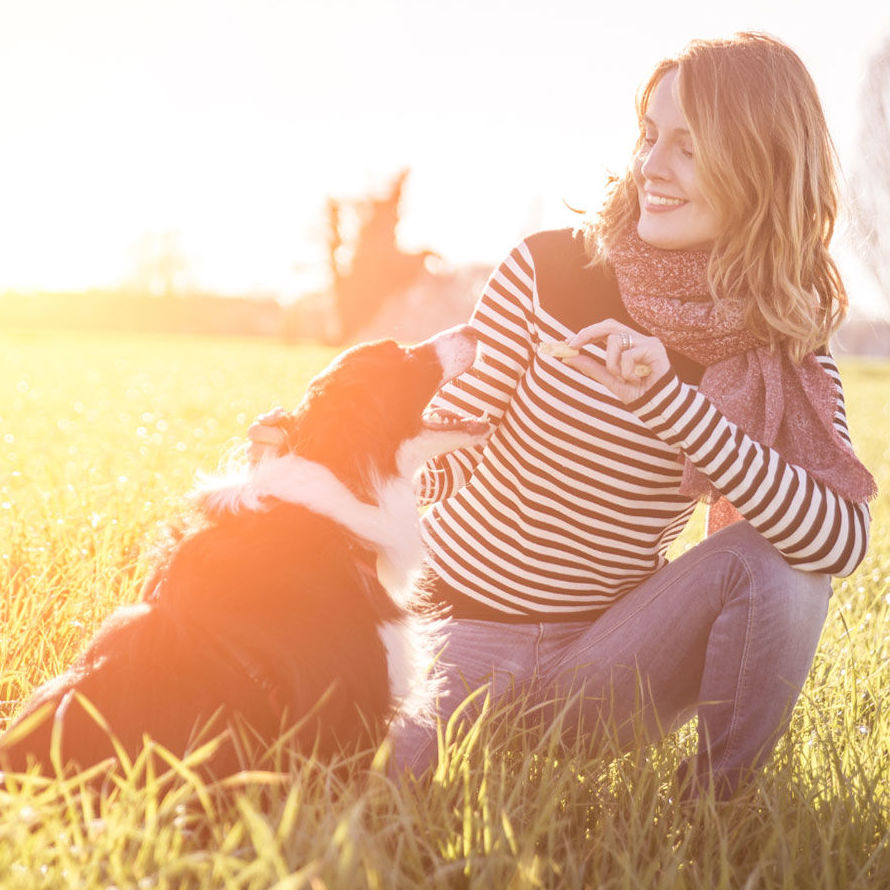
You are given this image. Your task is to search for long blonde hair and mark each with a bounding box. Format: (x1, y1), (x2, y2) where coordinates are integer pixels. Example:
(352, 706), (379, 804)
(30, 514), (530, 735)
(584, 32), (847, 360)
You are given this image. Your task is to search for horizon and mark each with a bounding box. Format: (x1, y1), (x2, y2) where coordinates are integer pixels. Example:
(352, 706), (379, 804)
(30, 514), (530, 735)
(3, 0), (889, 317)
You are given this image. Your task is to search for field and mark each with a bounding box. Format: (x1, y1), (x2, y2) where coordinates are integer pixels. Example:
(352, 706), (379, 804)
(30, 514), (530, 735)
(1, 330), (888, 889)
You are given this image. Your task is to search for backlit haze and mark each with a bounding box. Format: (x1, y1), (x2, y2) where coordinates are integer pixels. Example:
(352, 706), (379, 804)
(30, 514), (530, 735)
(2, 0), (888, 314)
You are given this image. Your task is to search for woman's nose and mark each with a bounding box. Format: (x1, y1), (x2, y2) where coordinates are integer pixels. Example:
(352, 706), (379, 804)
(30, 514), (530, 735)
(639, 141), (670, 181)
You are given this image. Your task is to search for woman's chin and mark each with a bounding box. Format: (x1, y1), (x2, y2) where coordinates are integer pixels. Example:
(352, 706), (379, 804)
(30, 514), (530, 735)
(636, 217), (715, 252)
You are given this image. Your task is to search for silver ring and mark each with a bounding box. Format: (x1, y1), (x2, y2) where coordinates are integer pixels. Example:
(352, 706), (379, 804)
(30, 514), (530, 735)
(620, 333), (633, 351)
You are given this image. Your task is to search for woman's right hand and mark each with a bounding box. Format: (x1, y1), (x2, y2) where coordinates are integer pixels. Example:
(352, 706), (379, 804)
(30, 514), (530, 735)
(246, 406), (289, 463)
(565, 319), (672, 403)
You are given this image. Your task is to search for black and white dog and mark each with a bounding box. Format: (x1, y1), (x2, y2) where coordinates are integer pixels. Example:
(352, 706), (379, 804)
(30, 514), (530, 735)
(0, 325), (488, 778)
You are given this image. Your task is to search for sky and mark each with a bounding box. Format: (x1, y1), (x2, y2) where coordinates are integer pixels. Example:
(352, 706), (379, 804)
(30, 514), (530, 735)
(2, 0), (889, 313)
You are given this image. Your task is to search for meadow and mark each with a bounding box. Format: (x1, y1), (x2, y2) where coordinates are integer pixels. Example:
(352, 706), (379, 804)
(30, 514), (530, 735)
(1, 330), (888, 889)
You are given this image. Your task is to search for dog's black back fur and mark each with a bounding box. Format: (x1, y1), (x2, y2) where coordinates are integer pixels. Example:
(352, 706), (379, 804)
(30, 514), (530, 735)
(1, 505), (394, 776)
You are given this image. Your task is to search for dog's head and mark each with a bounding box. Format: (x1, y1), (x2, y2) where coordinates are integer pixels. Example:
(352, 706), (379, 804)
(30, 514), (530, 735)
(279, 324), (489, 498)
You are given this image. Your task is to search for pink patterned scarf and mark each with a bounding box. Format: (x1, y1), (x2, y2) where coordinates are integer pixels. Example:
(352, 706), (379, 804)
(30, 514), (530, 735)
(609, 228), (876, 504)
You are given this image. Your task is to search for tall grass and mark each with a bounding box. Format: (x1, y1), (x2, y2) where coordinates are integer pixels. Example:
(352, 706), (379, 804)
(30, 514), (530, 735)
(1, 331), (888, 889)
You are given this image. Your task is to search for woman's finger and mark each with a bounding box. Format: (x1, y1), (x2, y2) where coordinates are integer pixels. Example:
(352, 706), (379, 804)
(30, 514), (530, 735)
(570, 319), (634, 349)
(255, 406), (287, 425)
(605, 332), (628, 377)
(564, 353), (642, 402)
(248, 422), (286, 445)
(246, 419), (288, 464)
(563, 353), (611, 386)
(621, 344), (640, 381)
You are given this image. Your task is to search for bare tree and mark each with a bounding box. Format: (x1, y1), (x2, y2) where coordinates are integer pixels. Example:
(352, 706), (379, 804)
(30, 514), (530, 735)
(852, 34), (890, 308)
(128, 230), (190, 298)
(325, 170), (432, 342)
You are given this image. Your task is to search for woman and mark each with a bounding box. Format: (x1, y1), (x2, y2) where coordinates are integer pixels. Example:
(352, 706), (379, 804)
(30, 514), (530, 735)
(254, 33), (875, 799)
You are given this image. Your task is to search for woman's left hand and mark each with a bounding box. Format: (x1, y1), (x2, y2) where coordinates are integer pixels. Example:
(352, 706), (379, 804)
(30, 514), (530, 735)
(563, 319), (672, 403)
(246, 406), (289, 463)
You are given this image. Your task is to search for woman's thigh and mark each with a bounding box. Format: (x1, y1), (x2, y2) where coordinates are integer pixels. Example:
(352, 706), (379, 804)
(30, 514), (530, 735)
(536, 522), (832, 748)
(391, 522), (831, 774)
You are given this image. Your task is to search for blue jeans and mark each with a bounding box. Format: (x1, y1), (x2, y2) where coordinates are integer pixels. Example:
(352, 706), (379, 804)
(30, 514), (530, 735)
(390, 522), (832, 798)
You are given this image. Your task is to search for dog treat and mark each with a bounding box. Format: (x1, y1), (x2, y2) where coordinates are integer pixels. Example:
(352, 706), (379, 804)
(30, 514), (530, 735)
(538, 340), (580, 358)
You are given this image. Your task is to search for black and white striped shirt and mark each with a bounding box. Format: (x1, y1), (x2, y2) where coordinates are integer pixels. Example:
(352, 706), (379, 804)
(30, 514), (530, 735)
(418, 229), (870, 621)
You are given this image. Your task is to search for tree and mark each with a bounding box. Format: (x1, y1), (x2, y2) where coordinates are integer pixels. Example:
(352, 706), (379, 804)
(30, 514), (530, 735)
(852, 34), (890, 309)
(128, 230), (190, 298)
(326, 170), (432, 342)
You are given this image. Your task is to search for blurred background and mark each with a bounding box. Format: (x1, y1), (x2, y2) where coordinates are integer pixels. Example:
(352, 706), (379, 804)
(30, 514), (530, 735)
(2, 0), (889, 351)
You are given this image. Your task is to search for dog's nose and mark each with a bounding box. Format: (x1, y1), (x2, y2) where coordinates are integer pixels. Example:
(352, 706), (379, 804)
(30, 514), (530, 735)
(418, 324), (479, 361)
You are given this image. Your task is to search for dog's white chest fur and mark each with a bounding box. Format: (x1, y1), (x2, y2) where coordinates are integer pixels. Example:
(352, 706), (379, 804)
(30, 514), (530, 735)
(198, 456), (423, 603)
(196, 455), (433, 716)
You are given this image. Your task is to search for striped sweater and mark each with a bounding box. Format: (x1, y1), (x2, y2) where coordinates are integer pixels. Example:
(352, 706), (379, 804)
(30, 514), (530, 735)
(418, 229), (870, 621)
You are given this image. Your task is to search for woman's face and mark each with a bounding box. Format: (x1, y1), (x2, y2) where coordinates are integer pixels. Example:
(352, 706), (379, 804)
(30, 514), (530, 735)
(633, 69), (721, 251)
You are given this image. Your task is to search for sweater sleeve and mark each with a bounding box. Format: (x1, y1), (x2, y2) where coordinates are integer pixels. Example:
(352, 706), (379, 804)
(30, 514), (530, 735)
(417, 241), (537, 503)
(628, 355), (871, 577)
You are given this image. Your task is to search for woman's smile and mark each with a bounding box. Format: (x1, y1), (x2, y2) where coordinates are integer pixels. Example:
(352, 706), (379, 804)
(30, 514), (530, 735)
(641, 191), (688, 210)
(633, 68), (721, 251)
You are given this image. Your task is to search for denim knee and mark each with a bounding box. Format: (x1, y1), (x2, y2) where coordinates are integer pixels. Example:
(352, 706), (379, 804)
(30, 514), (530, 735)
(706, 521), (833, 613)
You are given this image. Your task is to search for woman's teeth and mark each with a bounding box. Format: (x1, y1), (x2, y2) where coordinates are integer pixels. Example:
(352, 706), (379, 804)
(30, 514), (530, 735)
(647, 194), (685, 207)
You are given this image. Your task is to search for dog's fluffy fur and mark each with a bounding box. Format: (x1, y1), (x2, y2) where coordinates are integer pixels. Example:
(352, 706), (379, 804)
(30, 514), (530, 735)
(0, 325), (488, 778)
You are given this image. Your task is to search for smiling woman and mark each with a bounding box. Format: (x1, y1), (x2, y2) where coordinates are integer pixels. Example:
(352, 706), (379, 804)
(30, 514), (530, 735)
(589, 33), (847, 362)
(375, 31), (878, 804)
(634, 70), (721, 252)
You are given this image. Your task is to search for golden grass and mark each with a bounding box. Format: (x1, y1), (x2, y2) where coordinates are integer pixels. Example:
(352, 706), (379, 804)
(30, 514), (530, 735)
(1, 331), (888, 889)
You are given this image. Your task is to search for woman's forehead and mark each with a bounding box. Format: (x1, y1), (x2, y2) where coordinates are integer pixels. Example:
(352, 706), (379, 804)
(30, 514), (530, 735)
(643, 70), (690, 133)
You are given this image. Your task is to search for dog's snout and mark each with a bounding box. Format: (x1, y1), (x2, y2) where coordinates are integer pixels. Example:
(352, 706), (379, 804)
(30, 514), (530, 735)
(424, 324), (480, 383)
(455, 324), (477, 344)
(424, 323), (476, 348)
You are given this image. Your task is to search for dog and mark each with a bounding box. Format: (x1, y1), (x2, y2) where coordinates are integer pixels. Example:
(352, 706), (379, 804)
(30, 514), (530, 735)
(0, 325), (488, 779)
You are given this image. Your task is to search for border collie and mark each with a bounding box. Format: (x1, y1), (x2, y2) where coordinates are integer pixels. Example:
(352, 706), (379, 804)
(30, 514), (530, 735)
(0, 325), (488, 778)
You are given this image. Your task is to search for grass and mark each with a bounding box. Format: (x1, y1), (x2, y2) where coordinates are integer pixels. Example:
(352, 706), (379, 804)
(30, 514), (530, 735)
(1, 330), (888, 889)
